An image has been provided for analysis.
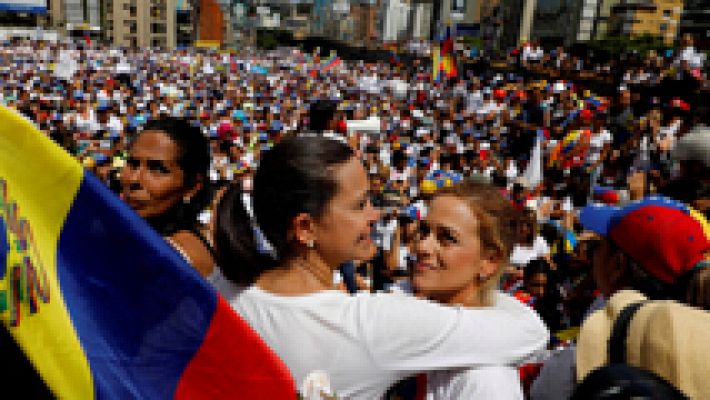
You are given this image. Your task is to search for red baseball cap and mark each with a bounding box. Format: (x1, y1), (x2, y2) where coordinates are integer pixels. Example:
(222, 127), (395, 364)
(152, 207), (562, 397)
(580, 197), (710, 284)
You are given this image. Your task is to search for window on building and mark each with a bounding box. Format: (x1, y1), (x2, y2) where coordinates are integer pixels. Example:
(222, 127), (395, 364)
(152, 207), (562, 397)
(660, 23), (668, 31)
(151, 23), (166, 34)
(663, 9), (671, 17)
(124, 20), (137, 34)
(297, 4), (311, 14)
(151, 6), (164, 19)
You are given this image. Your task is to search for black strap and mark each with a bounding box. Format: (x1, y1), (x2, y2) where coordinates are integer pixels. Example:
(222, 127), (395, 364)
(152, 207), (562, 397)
(608, 301), (648, 364)
(188, 227), (218, 260)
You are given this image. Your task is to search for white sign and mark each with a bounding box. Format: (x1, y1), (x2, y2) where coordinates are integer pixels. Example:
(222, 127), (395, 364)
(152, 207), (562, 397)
(347, 117), (381, 134)
(388, 79), (408, 99)
(54, 51), (78, 81)
(202, 62), (214, 74)
(333, 1), (349, 13)
(115, 58), (132, 74)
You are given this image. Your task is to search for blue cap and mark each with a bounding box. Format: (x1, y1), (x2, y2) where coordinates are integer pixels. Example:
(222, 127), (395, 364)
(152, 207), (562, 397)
(580, 196), (687, 236)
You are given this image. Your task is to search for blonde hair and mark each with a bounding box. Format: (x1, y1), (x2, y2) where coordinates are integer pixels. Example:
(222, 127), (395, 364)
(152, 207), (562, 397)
(437, 181), (524, 306)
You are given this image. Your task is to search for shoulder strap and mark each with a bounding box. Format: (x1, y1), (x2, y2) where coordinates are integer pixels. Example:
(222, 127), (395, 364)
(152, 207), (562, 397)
(188, 227), (218, 260)
(608, 300), (648, 364)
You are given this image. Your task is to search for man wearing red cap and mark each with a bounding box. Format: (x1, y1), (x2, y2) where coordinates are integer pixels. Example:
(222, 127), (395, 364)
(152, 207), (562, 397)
(531, 196), (710, 399)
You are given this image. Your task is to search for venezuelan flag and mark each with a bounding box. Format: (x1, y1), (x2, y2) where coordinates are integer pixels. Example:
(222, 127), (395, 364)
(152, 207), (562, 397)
(432, 46), (441, 82)
(438, 26), (457, 79)
(321, 54), (341, 73)
(0, 106), (296, 398)
(548, 129), (589, 167)
(442, 55), (457, 78)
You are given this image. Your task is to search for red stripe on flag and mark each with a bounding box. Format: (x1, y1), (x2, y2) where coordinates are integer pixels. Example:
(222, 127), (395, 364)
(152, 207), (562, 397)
(415, 373), (427, 400)
(175, 296), (296, 399)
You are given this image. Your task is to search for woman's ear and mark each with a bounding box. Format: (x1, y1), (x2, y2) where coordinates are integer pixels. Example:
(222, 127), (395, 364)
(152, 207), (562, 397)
(183, 175), (204, 203)
(291, 212), (315, 247)
(480, 250), (502, 278)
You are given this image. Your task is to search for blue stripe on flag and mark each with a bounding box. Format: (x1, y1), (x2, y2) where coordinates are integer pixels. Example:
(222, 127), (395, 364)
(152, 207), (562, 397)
(57, 173), (216, 398)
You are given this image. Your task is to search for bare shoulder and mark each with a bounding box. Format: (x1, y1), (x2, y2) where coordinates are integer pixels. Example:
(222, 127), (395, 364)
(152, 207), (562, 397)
(168, 230), (215, 278)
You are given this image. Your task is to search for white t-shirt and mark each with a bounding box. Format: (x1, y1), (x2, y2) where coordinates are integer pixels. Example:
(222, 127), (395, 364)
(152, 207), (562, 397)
(677, 46), (705, 69)
(215, 283), (548, 399)
(426, 365), (524, 400)
(588, 129), (612, 164)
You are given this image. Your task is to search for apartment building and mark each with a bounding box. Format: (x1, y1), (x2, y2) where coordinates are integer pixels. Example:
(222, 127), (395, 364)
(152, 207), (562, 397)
(609, 0), (682, 44)
(104, 0), (176, 48)
(49, 0), (102, 34)
(679, 0), (710, 48)
(0, 0), (55, 41)
(352, 0), (379, 46)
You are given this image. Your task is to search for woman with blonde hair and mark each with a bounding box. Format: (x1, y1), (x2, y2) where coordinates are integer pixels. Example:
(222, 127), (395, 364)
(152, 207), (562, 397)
(412, 180), (531, 399)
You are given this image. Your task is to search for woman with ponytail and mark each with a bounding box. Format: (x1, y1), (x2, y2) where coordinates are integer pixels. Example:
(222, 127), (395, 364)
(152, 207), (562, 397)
(213, 135), (548, 399)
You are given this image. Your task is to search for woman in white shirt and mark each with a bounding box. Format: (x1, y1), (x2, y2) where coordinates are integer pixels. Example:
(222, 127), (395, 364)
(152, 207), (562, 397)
(412, 181), (529, 399)
(213, 136), (547, 399)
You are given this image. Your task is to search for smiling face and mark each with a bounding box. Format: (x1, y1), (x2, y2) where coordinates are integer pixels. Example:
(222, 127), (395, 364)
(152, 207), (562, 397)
(311, 157), (380, 267)
(413, 195), (498, 306)
(121, 130), (195, 218)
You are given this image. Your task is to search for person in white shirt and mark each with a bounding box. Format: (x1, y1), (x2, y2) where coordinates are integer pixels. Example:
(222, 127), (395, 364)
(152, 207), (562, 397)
(676, 33), (705, 70)
(213, 136), (548, 399)
(411, 180), (534, 399)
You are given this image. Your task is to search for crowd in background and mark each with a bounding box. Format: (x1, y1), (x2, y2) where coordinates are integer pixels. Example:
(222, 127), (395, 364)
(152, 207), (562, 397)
(3, 35), (710, 398)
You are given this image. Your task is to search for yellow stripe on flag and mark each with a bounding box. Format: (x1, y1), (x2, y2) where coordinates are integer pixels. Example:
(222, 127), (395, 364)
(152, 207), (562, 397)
(0, 106), (93, 398)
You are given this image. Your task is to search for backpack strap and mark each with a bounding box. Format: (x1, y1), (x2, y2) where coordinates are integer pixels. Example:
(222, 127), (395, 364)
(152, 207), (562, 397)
(608, 300), (648, 364)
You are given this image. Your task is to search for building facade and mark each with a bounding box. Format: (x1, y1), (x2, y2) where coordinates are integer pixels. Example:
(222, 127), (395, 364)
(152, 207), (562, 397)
(609, 0), (682, 44)
(0, 0), (55, 40)
(49, 0), (178, 48)
(49, 0), (102, 38)
(527, 0), (585, 46)
(104, 0), (177, 48)
(679, 0), (710, 48)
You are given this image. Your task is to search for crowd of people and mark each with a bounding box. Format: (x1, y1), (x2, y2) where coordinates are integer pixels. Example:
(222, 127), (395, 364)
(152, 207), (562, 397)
(4, 35), (710, 399)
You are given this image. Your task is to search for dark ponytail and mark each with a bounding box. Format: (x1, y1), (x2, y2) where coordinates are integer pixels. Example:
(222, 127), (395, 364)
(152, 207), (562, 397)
(214, 183), (276, 285)
(215, 136), (354, 285)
